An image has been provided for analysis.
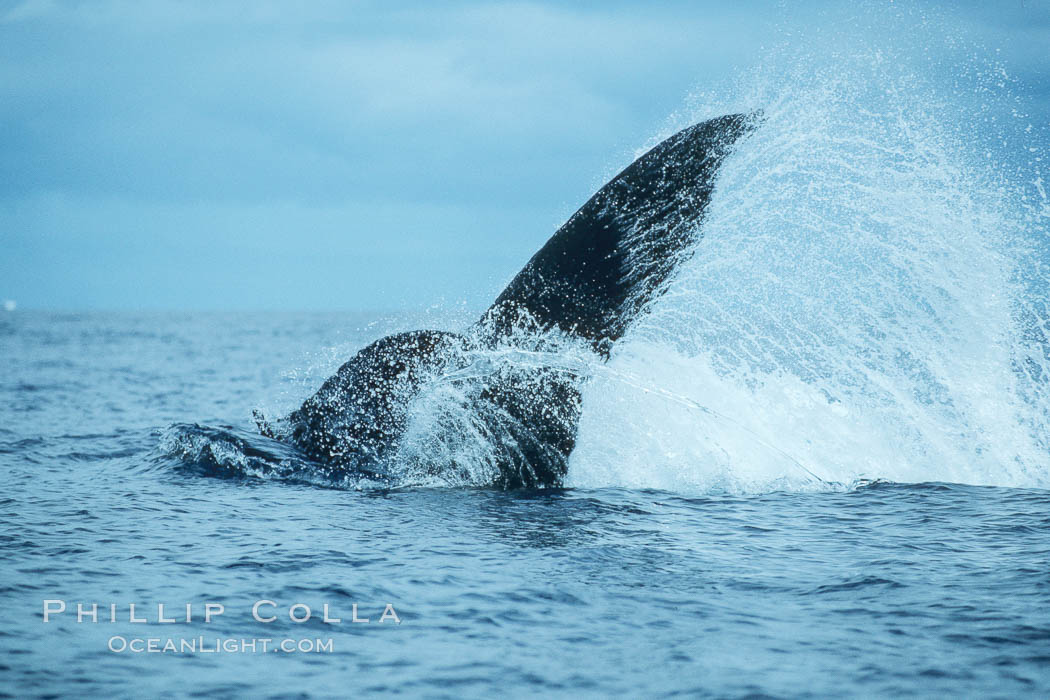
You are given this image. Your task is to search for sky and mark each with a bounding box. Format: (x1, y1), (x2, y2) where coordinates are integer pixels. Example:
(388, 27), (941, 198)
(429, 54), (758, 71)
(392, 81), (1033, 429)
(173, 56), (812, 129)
(1, 0), (1049, 311)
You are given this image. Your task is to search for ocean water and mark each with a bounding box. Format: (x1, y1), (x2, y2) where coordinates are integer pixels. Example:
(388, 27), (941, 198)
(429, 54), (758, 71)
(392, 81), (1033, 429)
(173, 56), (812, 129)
(2, 311), (1049, 698)
(5, 16), (1050, 697)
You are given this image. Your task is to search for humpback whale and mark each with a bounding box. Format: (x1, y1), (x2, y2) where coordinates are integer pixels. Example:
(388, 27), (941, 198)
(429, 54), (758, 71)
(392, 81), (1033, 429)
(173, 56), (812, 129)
(257, 113), (756, 487)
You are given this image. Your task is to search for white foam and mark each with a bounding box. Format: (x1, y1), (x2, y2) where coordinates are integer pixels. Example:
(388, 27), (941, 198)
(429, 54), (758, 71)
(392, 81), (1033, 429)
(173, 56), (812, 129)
(568, 31), (1050, 493)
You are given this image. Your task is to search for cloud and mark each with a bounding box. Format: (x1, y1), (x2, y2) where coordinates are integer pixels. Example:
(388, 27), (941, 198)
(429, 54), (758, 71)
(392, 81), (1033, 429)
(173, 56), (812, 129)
(0, 0), (1047, 309)
(0, 1), (762, 205)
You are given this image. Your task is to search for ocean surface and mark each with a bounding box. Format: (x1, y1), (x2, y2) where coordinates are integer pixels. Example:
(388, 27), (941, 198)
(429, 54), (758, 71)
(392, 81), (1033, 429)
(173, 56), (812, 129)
(1, 310), (1049, 698)
(5, 26), (1050, 696)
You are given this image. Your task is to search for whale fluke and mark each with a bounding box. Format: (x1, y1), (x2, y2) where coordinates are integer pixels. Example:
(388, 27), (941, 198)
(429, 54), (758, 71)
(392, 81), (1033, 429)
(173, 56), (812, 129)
(262, 113), (757, 487)
(479, 113), (755, 354)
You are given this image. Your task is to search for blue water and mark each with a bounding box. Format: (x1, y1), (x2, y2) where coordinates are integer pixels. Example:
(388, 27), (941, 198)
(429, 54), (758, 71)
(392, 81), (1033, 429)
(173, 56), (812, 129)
(5, 23), (1050, 694)
(2, 311), (1049, 698)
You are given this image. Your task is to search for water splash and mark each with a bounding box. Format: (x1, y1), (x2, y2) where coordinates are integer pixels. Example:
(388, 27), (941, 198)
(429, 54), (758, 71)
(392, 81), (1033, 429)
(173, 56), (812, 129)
(569, 20), (1050, 493)
(395, 328), (596, 487)
(165, 10), (1050, 495)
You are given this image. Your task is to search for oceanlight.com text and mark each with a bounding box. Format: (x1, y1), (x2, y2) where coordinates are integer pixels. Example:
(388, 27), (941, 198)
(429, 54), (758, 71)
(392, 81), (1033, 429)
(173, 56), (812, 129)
(107, 636), (334, 654)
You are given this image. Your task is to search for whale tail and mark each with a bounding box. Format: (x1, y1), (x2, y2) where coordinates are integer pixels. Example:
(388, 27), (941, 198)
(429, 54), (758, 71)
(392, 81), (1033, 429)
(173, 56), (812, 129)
(479, 112), (758, 355)
(267, 113), (759, 486)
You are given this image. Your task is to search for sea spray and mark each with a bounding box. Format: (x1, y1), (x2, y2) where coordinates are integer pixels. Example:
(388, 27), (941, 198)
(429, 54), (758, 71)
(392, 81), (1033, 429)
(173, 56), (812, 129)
(569, 25), (1049, 492)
